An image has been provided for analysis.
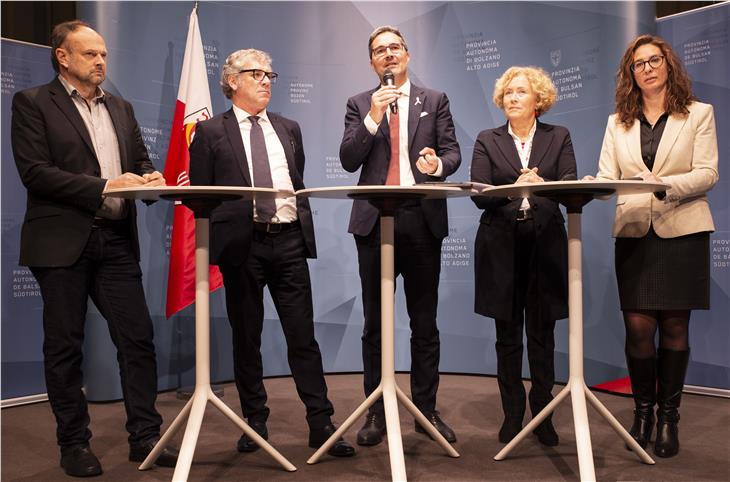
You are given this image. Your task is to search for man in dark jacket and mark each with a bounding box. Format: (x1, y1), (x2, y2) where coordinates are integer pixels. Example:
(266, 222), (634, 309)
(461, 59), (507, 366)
(11, 20), (177, 477)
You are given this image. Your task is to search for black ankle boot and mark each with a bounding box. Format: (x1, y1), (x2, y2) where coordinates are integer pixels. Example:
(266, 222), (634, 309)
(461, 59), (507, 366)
(625, 356), (656, 450)
(654, 348), (689, 458)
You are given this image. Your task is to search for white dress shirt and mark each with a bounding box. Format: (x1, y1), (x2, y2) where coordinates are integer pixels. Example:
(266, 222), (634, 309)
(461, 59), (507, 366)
(58, 75), (125, 219)
(364, 80), (443, 184)
(507, 120), (537, 210)
(232, 104), (297, 223)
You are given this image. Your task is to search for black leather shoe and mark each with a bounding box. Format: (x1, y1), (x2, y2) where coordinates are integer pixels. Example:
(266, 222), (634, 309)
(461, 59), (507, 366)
(129, 438), (179, 468)
(533, 418), (559, 446)
(309, 423), (356, 457)
(237, 420), (268, 453)
(498, 417), (523, 443)
(357, 412), (386, 446)
(415, 411), (457, 443)
(60, 444), (103, 477)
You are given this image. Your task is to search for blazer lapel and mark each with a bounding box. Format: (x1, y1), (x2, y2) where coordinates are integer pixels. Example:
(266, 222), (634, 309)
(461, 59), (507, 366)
(652, 114), (687, 174)
(624, 119), (643, 170)
(222, 109), (252, 186)
(407, 85), (425, 150)
(103, 95), (129, 171)
(528, 122), (554, 170)
(48, 79), (98, 163)
(493, 124), (523, 175)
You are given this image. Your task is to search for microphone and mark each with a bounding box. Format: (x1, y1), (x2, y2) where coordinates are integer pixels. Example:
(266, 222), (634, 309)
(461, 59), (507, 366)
(383, 69), (398, 114)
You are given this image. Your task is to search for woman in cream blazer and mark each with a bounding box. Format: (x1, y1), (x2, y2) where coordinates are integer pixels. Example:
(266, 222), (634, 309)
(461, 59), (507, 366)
(595, 34), (718, 459)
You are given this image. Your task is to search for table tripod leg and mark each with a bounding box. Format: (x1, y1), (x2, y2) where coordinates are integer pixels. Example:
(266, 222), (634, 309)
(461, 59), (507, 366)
(571, 379), (596, 482)
(208, 393), (297, 471)
(307, 385), (384, 464)
(383, 377), (407, 482)
(583, 383), (655, 464)
(494, 384), (571, 460)
(394, 385), (459, 457)
(171, 390), (208, 482)
(138, 396), (195, 470)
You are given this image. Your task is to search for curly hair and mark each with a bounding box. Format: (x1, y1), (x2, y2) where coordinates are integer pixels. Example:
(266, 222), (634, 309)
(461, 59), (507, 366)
(220, 48), (272, 99)
(614, 34), (695, 129)
(492, 66), (557, 117)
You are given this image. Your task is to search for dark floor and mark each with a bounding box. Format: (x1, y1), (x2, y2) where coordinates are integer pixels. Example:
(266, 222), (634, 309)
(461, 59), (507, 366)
(2, 374), (729, 481)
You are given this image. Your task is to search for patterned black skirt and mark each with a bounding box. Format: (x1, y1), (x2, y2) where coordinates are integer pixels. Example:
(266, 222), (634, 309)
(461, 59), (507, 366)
(615, 227), (710, 310)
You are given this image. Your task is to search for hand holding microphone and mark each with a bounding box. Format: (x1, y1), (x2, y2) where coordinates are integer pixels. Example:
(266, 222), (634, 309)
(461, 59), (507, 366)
(369, 69), (401, 124)
(383, 69), (398, 114)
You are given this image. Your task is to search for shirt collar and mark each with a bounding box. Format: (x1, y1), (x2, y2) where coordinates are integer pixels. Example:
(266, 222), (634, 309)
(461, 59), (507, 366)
(57, 74), (105, 102)
(507, 119), (537, 142)
(398, 79), (411, 97)
(232, 103), (269, 125)
(639, 111), (669, 126)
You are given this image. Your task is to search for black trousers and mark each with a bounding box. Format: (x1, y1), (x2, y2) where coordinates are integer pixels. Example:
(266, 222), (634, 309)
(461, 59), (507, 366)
(30, 225), (162, 448)
(495, 219), (556, 419)
(220, 227), (334, 430)
(355, 205), (442, 414)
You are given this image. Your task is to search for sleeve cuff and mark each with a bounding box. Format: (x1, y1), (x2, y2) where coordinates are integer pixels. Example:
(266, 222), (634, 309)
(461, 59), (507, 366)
(364, 113), (379, 136)
(430, 158), (444, 177)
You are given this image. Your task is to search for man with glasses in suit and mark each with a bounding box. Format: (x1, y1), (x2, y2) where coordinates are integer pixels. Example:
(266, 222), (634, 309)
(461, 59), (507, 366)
(189, 48), (354, 457)
(339, 25), (462, 447)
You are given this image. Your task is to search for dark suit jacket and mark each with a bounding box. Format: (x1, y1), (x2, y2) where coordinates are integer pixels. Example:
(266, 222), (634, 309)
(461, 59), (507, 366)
(188, 109), (316, 267)
(11, 77), (154, 268)
(339, 84), (461, 238)
(470, 121), (577, 321)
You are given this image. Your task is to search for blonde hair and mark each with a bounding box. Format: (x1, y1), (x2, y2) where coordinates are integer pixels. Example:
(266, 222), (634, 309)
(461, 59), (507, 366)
(493, 66), (557, 116)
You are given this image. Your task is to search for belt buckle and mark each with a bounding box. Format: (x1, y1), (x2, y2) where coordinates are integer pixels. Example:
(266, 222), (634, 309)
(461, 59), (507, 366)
(266, 222), (282, 234)
(517, 209), (531, 221)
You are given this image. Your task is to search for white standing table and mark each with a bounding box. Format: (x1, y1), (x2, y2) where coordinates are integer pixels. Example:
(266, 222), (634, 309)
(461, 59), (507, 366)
(105, 186), (297, 481)
(476, 180), (667, 481)
(297, 185), (472, 482)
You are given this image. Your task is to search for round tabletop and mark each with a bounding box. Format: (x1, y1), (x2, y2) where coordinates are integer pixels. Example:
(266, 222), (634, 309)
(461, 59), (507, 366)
(474, 179), (668, 199)
(297, 183), (477, 201)
(104, 185), (289, 202)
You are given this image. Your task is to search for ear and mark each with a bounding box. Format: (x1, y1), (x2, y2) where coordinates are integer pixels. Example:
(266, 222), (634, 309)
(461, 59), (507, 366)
(55, 48), (69, 69)
(227, 76), (239, 93)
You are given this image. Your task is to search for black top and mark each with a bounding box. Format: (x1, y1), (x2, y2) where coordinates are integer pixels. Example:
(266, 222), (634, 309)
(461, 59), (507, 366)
(639, 112), (669, 171)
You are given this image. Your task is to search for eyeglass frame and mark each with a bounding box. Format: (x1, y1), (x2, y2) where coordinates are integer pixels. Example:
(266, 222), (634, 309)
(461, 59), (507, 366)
(630, 55), (665, 73)
(371, 42), (405, 58)
(238, 69), (278, 83)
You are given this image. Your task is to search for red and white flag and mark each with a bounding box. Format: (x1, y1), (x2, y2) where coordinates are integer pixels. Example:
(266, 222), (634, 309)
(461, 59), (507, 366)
(163, 6), (222, 318)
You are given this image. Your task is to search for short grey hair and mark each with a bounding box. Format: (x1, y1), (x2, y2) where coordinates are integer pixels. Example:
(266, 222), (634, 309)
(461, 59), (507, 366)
(368, 25), (408, 58)
(220, 48), (272, 99)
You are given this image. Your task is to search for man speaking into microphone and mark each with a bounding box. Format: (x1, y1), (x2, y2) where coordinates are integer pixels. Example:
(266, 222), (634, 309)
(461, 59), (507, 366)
(339, 25), (461, 447)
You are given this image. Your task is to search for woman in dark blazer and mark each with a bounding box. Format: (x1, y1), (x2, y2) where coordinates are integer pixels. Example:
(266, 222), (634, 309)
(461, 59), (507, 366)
(470, 66), (576, 446)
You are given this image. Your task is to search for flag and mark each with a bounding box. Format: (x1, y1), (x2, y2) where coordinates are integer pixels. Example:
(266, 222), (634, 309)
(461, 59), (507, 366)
(163, 5), (222, 318)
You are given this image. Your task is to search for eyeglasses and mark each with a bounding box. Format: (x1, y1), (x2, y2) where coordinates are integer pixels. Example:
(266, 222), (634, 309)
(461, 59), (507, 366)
(631, 55), (665, 73)
(238, 69), (278, 83)
(372, 43), (404, 58)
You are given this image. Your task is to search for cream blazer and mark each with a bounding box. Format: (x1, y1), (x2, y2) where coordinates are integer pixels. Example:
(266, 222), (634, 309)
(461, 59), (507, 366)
(597, 101), (719, 238)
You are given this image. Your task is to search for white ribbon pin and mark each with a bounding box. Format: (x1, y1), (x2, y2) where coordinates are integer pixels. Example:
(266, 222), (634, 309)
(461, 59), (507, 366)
(414, 96), (422, 105)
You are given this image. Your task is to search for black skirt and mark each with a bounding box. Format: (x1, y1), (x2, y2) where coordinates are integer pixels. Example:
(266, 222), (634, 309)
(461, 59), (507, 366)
(615, 227), (710, 310)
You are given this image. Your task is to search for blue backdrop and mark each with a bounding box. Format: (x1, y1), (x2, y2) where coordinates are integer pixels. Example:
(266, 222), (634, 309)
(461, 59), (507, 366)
(2, 1), (728, 402)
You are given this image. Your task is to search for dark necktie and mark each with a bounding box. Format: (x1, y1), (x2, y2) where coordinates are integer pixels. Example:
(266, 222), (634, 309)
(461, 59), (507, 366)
(385, 111), (400, 185)
(249, 116), (277, 221)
